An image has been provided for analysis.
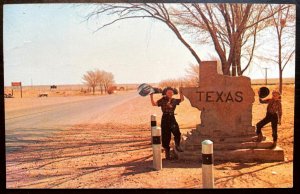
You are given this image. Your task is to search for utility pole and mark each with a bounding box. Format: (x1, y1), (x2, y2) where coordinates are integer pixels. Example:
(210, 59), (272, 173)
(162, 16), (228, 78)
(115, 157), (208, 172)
(263, 67), (269, 85)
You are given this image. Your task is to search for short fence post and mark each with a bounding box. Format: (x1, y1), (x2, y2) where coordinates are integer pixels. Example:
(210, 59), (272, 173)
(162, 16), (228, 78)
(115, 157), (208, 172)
(151, 114), (162, 170)
(151, 114), (157, 128)
(202, 140), (214, 188)
(150, 114), (157, 143)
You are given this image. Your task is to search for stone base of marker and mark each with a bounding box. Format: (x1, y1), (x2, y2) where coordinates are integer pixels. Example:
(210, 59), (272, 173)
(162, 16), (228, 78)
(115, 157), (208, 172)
(174, 130), (284, 162)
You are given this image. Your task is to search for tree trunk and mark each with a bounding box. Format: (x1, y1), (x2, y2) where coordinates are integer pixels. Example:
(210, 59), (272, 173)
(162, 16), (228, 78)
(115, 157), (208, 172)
(278, 30), (282, 94)
(279, 68), (283, 94)
(100, 85), (103, 94)
(222, 61), (231, 76)
(231, 65), (236, 77)
(236, 38), (242, 76)
(231, 58), (237, 76)
(92, 86), (95, 95)
(278, 45), (283, 94)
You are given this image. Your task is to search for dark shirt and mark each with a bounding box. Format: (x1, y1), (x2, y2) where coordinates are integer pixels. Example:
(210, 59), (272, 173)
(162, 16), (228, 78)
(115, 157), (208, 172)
(157, 97), (181, 114)
(260, 98), (282, 119)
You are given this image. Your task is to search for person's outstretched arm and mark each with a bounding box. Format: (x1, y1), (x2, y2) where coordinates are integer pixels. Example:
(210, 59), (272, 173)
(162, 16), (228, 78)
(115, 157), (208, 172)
(259, 98), (270, 104)
(150, 93), (157, 106)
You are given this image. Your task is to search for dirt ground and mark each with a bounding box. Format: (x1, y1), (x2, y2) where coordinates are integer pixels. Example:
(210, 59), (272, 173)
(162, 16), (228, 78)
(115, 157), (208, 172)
(5, 84), (294, 188)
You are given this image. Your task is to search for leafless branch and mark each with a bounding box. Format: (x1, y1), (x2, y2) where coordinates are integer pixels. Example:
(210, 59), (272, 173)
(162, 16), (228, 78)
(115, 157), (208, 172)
(282, 50), (295, 70)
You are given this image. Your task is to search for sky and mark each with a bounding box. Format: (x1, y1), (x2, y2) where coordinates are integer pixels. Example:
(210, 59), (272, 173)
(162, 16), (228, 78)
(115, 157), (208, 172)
(3, 4), (296, 86)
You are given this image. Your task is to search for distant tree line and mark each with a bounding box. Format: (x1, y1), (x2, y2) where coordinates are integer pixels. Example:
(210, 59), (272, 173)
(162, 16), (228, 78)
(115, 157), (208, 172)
(82, 69), (115, 95)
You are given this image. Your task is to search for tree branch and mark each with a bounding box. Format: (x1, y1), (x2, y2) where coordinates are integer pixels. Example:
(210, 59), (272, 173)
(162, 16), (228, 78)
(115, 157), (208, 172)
(244, 5), (289, 30)
(93, 15), (155, 33)
(282, 50), (295, 70)
(241, 21), (258, 74)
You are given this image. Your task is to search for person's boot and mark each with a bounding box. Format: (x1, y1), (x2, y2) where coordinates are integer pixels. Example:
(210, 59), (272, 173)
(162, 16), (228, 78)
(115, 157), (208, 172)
(256, 133), (263, 142)
(175, 144), (184, 152)
(165, 149), (171, 160)
(272, 140), (277, 149)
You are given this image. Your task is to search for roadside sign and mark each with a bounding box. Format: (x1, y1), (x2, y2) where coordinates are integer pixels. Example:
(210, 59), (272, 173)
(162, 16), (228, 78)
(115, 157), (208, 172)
(11, 82), (22, 87)
(11, 82), (22, 98)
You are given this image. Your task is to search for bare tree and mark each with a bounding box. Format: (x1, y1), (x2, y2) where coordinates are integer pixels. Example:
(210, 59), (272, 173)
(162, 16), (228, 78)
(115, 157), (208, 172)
(185, 63), (199, 85)
(82, 70), (99, 95)
(102, 71), (115, 93)
(159, 79), (175, 88)
(83, 69), (115, 95)
(176, 3), (288, 76)
(269, 4), (295, 93)
(96, 69), (105, 94)
(86, 3), (288, 77)
(159, 78), (186, 89)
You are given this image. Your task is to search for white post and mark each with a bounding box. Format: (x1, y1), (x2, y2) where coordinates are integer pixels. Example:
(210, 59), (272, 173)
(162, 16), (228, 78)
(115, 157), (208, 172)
(150, 114), (157, 144)
(151, 114), (162, 170)
(202, 140), (214, 188)
(151, 114), (157, 128)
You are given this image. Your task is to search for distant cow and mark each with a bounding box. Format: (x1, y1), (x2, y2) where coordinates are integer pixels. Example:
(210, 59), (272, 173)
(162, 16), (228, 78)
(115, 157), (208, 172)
(38, 93), (48, 97)
(50, 85), (57, 89)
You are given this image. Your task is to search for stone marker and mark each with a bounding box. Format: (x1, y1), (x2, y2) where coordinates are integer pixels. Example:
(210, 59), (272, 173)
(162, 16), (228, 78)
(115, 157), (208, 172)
(175, 61), (284, 162)
(182, 61), (255, 137)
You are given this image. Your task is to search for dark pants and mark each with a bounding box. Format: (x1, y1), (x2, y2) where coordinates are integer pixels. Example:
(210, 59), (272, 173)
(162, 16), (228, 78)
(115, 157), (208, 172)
(161, 114), (181, 150)
(256, 112), (278, 141)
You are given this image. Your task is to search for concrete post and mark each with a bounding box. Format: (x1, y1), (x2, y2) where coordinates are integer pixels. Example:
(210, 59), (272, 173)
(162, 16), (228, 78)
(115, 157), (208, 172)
(151, 114), (162, 170)
(150, 114), (157, 144)
(151, 114), (157, 127)
(202, 140), (214, 188)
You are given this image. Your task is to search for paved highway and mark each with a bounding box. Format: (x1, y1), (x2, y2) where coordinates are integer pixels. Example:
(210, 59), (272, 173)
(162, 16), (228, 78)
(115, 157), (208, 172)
(5, 91), (139, 153)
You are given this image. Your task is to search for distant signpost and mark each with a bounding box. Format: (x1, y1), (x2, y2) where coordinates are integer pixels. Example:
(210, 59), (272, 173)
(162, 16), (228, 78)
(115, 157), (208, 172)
(11, 82), (22, 98)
